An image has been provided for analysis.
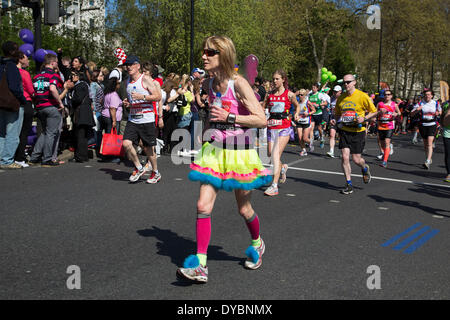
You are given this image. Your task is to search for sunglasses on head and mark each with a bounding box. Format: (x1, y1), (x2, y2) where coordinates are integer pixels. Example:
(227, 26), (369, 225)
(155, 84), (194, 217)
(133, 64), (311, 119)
(203, 48), (220, 57)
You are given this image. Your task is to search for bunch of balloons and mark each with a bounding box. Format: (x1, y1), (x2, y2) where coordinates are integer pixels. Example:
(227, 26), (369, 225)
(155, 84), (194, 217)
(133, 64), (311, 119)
(18, 29), (57, 63)
(321, 67), (337, 83)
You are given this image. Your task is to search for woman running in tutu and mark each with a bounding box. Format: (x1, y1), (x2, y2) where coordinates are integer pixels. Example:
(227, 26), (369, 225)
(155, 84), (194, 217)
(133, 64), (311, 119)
(177, 35), (271, 283)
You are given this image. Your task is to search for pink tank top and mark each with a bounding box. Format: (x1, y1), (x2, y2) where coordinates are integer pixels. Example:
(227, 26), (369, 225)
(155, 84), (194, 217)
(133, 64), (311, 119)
(377, 101), (396, 130)
(208, 78), (251, 146)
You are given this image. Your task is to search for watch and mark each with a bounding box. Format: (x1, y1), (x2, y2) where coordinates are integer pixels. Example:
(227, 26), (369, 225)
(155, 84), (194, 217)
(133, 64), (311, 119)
(227, 112), (236, 124)
(143, 95), (147, 100)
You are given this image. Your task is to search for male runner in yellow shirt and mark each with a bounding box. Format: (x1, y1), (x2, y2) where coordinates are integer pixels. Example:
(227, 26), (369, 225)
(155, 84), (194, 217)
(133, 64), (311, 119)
(331, 74), (378, 194)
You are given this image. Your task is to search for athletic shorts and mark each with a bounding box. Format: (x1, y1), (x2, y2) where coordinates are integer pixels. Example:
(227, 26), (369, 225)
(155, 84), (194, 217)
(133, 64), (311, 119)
(378, 129), (394, 140)
(419, 125), (437, 139)
(295, 122), (311, 129)
(339, 130), (366, 154)
(312, 114), (323, 124)
(123, 121), (157, 147)
(267, 127), (293, 143)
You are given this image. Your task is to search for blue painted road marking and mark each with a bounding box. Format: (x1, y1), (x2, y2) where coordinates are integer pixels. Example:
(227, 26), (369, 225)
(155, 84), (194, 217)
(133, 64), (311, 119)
(382, 223), (439, 254)
(404, 229), (440, 254)
(381, 223), (422, 247)
(393, 226), (431, 250)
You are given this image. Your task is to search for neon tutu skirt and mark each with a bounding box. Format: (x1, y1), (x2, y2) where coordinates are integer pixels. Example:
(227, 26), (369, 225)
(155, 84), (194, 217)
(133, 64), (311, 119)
(188, 142), (272, 191)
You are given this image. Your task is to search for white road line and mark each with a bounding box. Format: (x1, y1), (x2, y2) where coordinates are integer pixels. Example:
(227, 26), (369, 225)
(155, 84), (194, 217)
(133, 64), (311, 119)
(264, 164), (450, 189)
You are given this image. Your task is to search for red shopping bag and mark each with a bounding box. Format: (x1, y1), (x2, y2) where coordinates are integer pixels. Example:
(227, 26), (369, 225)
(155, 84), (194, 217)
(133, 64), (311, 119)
(100, 128), (125, 157)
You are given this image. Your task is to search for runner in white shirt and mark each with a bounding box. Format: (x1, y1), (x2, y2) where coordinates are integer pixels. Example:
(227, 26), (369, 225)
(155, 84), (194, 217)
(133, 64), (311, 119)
(411, 89), (442, 169)
(122, 55), (162, 183)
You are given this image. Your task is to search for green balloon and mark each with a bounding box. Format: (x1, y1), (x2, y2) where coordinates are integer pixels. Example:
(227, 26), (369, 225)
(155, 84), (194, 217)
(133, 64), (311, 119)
(330, 75), (337, 82)
(321, 73), (329, 82)
(327, 71), (333, 78)
(321, 67), (328, 74)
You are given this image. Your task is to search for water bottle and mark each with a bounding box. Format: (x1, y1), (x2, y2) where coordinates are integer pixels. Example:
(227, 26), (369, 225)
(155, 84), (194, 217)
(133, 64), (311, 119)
(212, 92), (222, 108)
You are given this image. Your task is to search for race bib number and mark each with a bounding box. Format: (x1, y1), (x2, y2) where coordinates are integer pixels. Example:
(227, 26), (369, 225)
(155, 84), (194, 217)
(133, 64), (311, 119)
(267, 119), (282, 127)
(379, 113), (393, 122)
(422, 113), (435, 121)
(297, 114), (309, 124)
(130, 107), (143, 115)
(340, 110), (357, 124)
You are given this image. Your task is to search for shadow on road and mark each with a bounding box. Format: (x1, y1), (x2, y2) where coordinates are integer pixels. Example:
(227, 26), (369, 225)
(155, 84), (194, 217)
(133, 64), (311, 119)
(99, 168), (133, 181)
(408, 184), (450, 199)
(368, 194), (450, 218)
(137, 226), (244, 286)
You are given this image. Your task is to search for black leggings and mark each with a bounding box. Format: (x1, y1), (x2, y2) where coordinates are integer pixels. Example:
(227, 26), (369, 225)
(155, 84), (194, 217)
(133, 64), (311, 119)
(15, 101), (34, 162)
(444, 137), (450, 175)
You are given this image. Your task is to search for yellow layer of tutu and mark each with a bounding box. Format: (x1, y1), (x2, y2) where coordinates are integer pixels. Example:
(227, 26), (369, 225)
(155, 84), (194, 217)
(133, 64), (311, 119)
(188, 142), (271, 191)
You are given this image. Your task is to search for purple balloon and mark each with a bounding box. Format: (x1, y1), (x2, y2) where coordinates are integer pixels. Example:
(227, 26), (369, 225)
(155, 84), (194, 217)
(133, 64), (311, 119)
(19, 43), (34, 57)
(19, 29), (34, 44)
(47, 50), (57, 57)
(34, 49), (48, 63)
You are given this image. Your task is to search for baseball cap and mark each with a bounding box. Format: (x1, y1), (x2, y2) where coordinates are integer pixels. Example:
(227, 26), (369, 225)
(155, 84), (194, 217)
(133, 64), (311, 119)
(192, 67), (205, 77)
(124, 55), (140, 65)
(333, 85), (342, 92)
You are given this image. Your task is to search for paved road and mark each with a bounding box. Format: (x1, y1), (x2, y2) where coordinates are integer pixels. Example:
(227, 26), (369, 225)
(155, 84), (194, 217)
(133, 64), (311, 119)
(0, 133), (449, 300)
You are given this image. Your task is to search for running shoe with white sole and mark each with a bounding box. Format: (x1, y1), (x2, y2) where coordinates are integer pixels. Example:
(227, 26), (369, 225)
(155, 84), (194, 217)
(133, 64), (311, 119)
(146, 171), (162, 184)
(390, 144), (394, 155)
(264, 184), (278, 196)
(423, 159), (432, 170)
(340, 183), (354, 195)
(299, 150), (308, 157)
(327, 151), (335, 158)
(376, 153), (383, 160)
(177, 255), (208, 283)
(362, 165), (371, 184)
(380, 161), (387, 168)
(129, 166), (147, 183)
(245, 238), (265, 270)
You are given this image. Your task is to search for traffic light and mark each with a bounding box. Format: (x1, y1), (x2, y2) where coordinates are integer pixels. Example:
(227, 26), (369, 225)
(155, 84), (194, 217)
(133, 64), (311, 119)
(44, 0), (66, 26)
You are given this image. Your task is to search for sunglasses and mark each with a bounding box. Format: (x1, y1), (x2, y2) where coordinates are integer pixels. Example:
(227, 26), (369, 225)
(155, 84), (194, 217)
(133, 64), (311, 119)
(203, 48), (220, 57)
(386, 93), (393, 96)
(343, 80), (354, 85)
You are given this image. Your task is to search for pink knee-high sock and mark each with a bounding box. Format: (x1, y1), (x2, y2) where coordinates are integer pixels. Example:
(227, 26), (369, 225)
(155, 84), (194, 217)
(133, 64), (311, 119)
(196, 214), (211, 255)
(246, 213), (260, 240)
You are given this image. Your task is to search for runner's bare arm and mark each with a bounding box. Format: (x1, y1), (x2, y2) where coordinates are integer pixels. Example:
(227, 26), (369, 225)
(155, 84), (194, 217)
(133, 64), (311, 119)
(134, 76), (162, 102)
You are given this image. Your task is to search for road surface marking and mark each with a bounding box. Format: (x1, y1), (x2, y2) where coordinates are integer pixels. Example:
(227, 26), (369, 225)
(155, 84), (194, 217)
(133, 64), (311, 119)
(263, 164), (450, 189)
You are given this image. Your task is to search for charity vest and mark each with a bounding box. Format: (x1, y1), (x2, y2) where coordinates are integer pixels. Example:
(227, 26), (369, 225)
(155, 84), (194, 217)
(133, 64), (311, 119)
(208, 78), (250, 147)
(297, 99), (311, 125)
(418, 100), (440, 127)
(309, 92), (322, 115)
(127, 74), (155, 124)
(377, 101), (396, 130)
(267, 89), (291, 130)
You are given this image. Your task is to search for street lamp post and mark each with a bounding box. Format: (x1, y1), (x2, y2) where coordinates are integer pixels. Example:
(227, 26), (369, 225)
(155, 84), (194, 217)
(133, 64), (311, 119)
(190, 0), (194, 73)
(377, 22), (382, 93)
